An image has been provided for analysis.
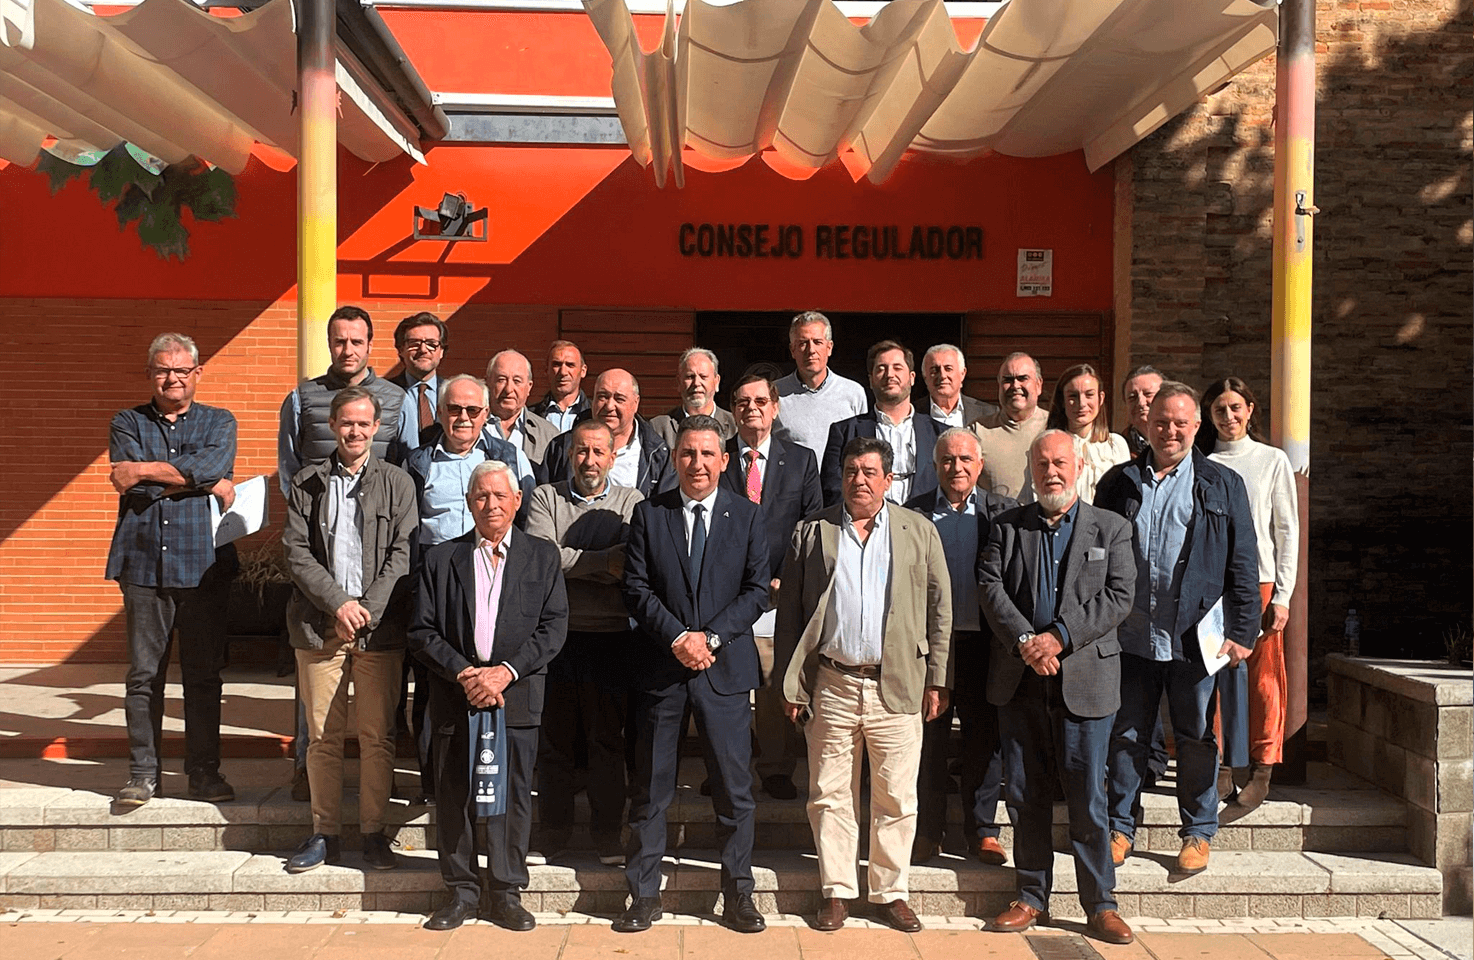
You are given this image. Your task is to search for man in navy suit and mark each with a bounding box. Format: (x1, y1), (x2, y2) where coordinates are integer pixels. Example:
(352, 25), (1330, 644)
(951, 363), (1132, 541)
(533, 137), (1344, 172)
(720, 374), (822, 801)
(619, 415), (771, 934)
(409, 460), (568, 932)
(821, 340), (945, 507)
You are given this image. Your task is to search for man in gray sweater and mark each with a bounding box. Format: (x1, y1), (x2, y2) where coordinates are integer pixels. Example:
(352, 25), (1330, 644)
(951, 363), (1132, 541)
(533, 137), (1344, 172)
(524, 419), (645, 864)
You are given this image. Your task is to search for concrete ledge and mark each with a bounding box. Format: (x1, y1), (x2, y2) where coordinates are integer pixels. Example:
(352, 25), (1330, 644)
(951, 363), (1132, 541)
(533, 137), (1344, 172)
(1304, 852), (1444, 894)
(5, 851), (250, 895)
(1327, 655), (1473, 706)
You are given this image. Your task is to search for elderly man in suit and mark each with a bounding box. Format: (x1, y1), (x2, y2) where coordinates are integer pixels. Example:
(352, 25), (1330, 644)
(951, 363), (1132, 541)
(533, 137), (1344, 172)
(650, 347), (739, 449)
(903, 427), (1015, 866)
(486, 349), (561, 480)
(719, 374), (823, 801)
(779, 436), (952, 933)
(821, 340), (946, 507)
(921, 344), (997, 427)
(979, 430), (1137, 944)
(618, 415), (771, 934)
(410, 460), (569, 932)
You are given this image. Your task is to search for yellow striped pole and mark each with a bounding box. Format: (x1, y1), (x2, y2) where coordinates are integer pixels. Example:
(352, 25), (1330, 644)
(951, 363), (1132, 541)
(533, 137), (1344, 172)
(297, 0), (336, 380)
(1271, 0), (1314, 780)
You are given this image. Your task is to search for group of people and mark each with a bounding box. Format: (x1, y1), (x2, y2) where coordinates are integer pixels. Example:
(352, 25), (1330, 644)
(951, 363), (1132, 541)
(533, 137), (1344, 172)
(105, 307), (1299, 944)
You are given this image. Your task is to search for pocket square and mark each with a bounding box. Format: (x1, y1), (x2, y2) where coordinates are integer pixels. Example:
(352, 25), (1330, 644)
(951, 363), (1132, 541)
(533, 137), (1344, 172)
(1088, 546), (1106, 561)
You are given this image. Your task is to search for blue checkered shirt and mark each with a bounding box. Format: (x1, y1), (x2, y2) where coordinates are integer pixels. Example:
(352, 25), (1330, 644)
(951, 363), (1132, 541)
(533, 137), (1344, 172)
(105, 401), (237, 588)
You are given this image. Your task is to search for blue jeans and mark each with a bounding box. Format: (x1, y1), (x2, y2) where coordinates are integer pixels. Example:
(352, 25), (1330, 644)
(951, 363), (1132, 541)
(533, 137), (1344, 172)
(1108, 653), (1220, 841)
(999, 674), (1116, 915)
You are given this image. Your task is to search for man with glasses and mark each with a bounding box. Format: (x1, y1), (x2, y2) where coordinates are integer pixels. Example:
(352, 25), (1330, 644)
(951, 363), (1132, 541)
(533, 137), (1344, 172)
(107, 333), (239, 807)
(390, 313), (449, 447)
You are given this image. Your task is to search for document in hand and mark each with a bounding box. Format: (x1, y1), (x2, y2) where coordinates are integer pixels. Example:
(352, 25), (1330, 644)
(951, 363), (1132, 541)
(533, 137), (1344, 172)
(211, 475), (268, 547)
(1195, 598), (1233, 676)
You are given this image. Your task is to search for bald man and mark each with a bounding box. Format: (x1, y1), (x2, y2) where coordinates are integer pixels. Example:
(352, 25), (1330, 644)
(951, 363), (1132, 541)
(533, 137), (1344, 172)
(542, 369), (674, 498)
(486, 350), (560, 479)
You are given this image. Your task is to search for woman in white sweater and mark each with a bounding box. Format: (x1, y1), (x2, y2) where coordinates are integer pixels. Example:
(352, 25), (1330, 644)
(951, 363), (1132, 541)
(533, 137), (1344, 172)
(1198, 377), (1300, 811)
(1043, 363), (1131, 501)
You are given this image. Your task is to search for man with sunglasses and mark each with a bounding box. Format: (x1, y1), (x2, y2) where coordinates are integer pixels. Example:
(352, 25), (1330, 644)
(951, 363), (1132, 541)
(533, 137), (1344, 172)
(402, 374), (527, 803)
(107, 333), (239, 807)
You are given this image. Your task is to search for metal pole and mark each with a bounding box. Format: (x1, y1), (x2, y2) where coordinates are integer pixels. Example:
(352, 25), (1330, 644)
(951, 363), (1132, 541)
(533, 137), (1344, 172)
(1270, 0), (1314, 783)
(297, 0), (337, 380)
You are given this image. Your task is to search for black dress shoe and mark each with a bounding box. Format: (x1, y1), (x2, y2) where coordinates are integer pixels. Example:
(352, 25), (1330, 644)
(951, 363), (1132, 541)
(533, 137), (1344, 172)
(285, 833), (341, 873)
(613, 897), (663, 933)
(722, 892), (766, 933)
(424, 899), (477, 931)
(482, 897), (536, 931)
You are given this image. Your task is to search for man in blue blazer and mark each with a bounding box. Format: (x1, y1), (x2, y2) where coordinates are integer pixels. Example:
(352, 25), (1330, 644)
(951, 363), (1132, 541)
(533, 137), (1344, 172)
(619, 415), (771, 934)
(719, 374), (823, 800)
(821, 340), (946, 507)
(409, 460), (568, 933)
(1094, 382), (1260, 877)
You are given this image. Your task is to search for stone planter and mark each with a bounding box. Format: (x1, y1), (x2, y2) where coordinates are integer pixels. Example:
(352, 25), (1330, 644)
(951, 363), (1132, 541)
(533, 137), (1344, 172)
(1327, 655), (1472, 914)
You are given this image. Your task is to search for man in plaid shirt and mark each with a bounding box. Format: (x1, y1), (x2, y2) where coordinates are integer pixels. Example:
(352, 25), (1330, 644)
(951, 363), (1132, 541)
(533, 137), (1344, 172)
(106, 332), (239, 807)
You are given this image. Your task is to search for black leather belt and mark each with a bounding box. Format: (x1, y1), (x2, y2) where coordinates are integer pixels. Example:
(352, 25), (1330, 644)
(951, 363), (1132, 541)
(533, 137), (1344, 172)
(820, 655), (880, 679)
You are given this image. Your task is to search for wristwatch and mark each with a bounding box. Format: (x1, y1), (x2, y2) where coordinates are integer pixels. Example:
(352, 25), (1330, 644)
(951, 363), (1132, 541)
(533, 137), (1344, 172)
(704, 631), (723, 654)
(1016, 632), (1036, 646)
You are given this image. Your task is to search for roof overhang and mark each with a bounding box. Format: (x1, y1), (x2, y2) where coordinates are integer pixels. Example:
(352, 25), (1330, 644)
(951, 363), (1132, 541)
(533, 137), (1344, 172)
(582, 0), (1279, 186)
(0, 0), (429, 173)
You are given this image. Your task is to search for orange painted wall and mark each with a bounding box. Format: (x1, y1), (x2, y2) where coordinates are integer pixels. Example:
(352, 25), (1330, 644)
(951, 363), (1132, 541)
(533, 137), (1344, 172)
(0, 9), (1110, 661)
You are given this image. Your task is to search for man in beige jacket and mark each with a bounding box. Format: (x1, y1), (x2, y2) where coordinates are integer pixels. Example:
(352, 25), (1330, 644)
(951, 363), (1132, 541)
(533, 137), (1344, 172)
(776, 436), (952, 934)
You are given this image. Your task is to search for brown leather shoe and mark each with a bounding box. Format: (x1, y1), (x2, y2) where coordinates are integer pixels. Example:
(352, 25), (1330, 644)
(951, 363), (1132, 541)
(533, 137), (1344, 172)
(989, 900), (1047, 932)
(814, 897), (847, 932)
(1177, 836), (1211, 875)
(1087, 909), (1134, 944)
(1217, 764), (1238, 801)
(875, 899), (922, 933)
(973, 837), (1008, 866)
(910, 836), (941, 864)
(1235, 763), (1273, 810)
(1109, 830), (1132, 867)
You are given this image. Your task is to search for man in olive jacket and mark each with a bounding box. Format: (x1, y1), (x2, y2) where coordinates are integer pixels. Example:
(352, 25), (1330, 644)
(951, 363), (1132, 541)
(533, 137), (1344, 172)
(283, 386), (419, 874)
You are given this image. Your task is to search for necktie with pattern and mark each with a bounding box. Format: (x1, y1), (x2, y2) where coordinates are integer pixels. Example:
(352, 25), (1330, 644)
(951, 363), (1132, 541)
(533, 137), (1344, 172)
(745, 450), (762, 504)
(417, 382), (433, 431)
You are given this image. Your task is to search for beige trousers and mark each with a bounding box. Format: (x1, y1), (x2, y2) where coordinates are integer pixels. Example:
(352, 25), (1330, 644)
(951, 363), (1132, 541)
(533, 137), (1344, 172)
(296, 639), (403, 836)
(805, 661), (923, 903)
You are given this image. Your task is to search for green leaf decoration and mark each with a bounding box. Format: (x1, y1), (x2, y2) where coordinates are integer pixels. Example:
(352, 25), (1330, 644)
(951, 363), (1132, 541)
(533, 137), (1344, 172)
(30, 143), (236, 261)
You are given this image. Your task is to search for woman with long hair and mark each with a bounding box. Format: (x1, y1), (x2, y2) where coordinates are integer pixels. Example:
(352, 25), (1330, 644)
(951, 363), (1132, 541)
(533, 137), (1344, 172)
(1044, 363), (1131, 501)
(1196, 377), (1299, 811)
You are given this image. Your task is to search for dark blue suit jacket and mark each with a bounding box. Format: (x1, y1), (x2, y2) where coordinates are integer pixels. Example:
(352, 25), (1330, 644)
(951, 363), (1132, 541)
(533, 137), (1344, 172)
(1094, 448), (1262, 654)
(820, 408), (947, 507)
(621, 487), (770, 695)
(719, 435), (823, 582)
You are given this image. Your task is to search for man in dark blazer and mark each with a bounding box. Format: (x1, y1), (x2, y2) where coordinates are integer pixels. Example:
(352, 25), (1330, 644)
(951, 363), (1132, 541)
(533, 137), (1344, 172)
(543, 368), (673, 498)
(619, 415), (771, 934)
(903, 427), (1015, 866)
(979, 429), (1136, 945)
(409, 460), (568, 932)
(1094, 382), (1259, 877)
(389, 312), (448, 447)
(821, 340), (946, 507)
(719, 374), (822, 800)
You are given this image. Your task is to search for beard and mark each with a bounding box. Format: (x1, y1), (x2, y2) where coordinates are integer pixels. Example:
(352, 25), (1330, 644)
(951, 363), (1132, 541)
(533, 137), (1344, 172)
(1036, 487), (1076, 514)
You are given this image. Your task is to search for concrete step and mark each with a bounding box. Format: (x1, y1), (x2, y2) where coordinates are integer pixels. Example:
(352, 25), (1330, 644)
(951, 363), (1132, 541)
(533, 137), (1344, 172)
(0, 759), (1407, 857)
(0, 847), (1443, 921)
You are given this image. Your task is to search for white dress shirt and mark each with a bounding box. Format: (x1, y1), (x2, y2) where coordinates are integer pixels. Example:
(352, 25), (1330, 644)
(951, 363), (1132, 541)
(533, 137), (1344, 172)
(821, 506), (892, 666)
(874, 406), (917, 504)
(670, 487), (721, 645)
(930, 398), (964, 428)
(610, 428), (643, 489)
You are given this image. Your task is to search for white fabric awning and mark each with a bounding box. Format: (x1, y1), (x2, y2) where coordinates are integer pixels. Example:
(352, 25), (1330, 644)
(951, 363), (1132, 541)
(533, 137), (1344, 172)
(582, 0), (1277, 186)
(0, 0), (423, 174)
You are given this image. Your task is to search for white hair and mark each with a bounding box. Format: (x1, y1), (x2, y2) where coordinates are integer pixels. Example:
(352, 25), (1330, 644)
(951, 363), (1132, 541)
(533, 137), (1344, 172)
(466, 459), (519, 496)
(147, 332), (199, 365)
(679, 346), (720, 375)
(486, 349), (533, 379)
(922, 343), (966, 370)
(789, 310), (833, 342)
(932, 426), (983, 467)
(1029, 428), (1080, 459)
(437, 373), (490, 414)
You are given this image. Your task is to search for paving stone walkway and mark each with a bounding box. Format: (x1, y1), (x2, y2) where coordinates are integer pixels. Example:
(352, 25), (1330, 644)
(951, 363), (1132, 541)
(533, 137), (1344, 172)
(0, 908), (1468, 960)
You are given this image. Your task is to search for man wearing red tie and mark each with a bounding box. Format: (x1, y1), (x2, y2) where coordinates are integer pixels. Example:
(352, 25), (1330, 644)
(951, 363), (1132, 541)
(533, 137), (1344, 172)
(719, 374), (822, 800)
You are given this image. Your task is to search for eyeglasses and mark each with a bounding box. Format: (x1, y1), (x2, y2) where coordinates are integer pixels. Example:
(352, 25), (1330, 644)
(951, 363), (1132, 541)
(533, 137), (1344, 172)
(446, 404), (485, 418)
(403, 338), (443, 351)
(733, 396), (773, 408)
(149, 366), (200, 380)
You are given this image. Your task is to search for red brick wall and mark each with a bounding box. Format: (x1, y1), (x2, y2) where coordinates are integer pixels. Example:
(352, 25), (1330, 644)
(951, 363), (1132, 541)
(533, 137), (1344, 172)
(1124, 0), (1473, 663)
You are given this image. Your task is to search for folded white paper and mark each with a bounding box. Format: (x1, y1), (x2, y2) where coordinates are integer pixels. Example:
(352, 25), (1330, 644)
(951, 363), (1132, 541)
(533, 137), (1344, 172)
(211, 475), (268, 547)
(1195, 597), (1232, 677)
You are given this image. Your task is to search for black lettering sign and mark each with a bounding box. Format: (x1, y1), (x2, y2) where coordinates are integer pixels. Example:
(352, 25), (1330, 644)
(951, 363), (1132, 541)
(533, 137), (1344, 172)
(677, 224), (985, 260)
